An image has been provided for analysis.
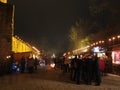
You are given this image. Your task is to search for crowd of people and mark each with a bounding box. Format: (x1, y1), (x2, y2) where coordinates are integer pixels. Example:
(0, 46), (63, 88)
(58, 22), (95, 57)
(0, 53), (109, 86)
(61, 54), (109, 86)
(12, 56), (39, 73)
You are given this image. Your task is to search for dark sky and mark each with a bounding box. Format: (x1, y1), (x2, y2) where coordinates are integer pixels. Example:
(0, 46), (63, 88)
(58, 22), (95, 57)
(8, 0), (89, 55)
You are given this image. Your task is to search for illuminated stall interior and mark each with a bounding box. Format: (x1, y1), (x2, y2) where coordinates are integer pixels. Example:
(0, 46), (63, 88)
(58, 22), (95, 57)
(12, 36), (40, 60)
(111, 45), (120, 74)
(12, 36), (32, 53)
(91, 46), (106, 57)
(112, 51), (120, 64)
(0, 0), (7, 3)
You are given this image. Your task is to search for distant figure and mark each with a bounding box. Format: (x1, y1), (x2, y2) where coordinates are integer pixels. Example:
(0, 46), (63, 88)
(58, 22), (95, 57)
(27, 57), (34, 73)
(64, 58), (70, 73)
(104, 56), (109, 75)
(34, 58), (38, 70)
(76, 55), (83, 84)
(20, 56), (26, 73)
(84, 55), (93, 85)
(70, 55), (78, 81)
(8, 54), (15, 73)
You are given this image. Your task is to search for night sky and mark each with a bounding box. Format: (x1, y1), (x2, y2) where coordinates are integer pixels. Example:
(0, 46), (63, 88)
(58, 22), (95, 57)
(8, 0), (89, 55)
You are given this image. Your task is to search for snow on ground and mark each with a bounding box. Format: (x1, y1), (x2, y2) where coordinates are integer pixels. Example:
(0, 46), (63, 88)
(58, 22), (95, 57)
(0, 66), (120, 90)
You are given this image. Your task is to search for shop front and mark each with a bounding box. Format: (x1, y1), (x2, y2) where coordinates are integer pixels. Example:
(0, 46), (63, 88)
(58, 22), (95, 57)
(91, 46), (107, 58)
(91, 46), (113, 74)
(112, 50), (120, 64)
(111, 46), (120, 75)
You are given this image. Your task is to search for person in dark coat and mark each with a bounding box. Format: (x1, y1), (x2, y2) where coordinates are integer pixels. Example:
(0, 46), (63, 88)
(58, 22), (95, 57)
(70, 55), (78, 81)
(84, 55), (93, 85)
(27, 57), (34, 73)
(34, 58), (38, 70)
(20, 56), (26, 73)
(92, 54), (101, 86)
(76, 56), (83, 84)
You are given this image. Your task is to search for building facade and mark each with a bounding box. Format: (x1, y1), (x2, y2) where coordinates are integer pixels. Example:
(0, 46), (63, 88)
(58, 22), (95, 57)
(0, 1), (40, 60)
(0, 2), (14, 59)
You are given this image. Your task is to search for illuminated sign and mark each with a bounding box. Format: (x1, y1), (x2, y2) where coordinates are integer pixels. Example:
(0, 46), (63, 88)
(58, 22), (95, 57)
(92, 46), (105, 53)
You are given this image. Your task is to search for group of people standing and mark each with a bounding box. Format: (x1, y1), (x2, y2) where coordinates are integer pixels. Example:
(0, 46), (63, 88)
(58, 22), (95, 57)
(62, 54), (108, 86)
(12, 56), (39, 73)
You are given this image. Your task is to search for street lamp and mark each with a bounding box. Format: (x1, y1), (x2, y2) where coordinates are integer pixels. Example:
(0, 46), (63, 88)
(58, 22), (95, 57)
(108, 38), (112, 46)
(117, 35), (120, 43)
(112, 37), (116, 45)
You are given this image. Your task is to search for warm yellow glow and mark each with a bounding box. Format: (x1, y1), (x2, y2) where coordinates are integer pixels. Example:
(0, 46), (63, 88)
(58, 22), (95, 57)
(93, 43), (95, 45)
(112, 52), (114, 64)
(112, 37), (115, 40)
(12, 5), (15, 35)
(6, 55), (11, 59)
(117, 35), (120, 38)
(112, 51), (120, 64)
(83, 49), (88, 52)
(0, 0), (7, 3)
(96, 42), (98, 45)
(50, 63), (55, 68)
(63, 53), (66, 56)
(97, 53), (105, 58)
(102, 41), (104, 43)
(68, 52), (70, 54)
(99, 41), (101, 43)
(108, 38), (111, 42)
(91, 44), (93, 46)
(12, 36), (32, 53)
(32, 46), (40, 55)
(73, 45), (90, 54)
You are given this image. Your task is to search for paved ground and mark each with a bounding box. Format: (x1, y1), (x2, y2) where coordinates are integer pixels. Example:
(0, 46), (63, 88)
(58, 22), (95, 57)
(0, 66), (120, 90)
